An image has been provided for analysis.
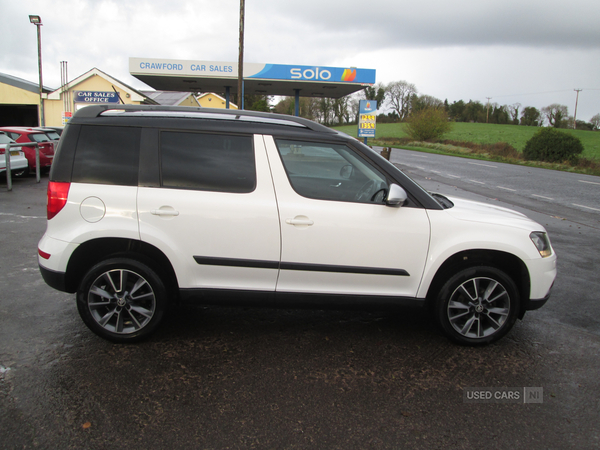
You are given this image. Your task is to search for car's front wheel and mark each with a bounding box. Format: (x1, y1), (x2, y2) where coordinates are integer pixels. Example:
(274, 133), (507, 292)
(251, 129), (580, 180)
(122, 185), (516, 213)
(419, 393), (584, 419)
(76, 258), (168, 343)
(434, 266), (520, 345)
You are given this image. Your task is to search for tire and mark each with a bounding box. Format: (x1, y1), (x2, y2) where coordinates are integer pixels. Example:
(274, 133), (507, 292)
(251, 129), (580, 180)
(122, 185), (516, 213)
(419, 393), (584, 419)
(76, 258), (168, 343)
(433, 266), (520, 346)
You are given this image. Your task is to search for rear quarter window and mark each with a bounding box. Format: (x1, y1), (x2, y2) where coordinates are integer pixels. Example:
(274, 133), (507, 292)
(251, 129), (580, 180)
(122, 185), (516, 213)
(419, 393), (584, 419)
(71, 125), (141, 186)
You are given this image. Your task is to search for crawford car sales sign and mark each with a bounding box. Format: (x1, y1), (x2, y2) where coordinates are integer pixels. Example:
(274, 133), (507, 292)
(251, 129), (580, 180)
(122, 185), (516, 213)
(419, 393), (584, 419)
(74, 91), (120, 103)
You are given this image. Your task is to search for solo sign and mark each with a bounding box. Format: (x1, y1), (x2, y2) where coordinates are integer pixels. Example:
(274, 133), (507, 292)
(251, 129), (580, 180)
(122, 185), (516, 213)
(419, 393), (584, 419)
(358, 100), (377, 139)
(74, 91), (120, 103)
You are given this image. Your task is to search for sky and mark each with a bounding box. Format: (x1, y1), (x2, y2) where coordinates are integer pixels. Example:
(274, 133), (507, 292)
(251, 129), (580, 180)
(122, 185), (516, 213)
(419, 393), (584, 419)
(2, 0), (600, 122)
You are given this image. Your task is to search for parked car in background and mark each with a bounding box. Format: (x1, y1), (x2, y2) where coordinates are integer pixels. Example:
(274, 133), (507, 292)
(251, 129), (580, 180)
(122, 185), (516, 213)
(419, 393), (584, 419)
(43, 126), (64, 136)
(35, 127), (62, 141)
(0, 131), (29, 177)
(0, 126), (55, 172)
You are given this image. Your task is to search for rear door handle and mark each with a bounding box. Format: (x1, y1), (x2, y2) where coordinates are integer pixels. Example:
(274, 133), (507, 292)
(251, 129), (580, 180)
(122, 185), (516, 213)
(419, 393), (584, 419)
(285, 216), (314, 227)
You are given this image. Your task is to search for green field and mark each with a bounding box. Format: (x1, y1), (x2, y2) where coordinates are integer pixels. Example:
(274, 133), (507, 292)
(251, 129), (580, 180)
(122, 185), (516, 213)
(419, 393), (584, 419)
(334, 122), (600, 160)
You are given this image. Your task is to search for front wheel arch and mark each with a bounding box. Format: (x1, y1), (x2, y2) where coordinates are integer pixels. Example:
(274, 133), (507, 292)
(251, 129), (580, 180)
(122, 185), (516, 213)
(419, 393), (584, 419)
(425, 250), (530, 318)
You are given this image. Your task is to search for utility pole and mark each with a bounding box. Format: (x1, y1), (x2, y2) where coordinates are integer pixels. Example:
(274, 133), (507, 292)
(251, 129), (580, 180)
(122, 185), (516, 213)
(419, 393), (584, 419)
(486, 97), (491, 123)
(238, 0), (245, 110)
(573, 89), (582, 130)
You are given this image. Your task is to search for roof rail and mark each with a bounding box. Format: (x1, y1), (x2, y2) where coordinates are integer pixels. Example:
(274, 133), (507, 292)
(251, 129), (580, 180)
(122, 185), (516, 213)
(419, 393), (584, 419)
(72, 104), (335, 134)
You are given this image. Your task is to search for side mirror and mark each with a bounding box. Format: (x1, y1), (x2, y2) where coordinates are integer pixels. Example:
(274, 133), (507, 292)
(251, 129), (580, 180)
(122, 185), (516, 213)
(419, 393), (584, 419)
(386, 184), (408, 207)
(339, 164), (354, 179)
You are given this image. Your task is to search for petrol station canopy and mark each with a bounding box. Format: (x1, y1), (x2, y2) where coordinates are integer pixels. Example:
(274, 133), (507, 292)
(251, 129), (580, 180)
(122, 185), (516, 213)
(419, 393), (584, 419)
(129, 57), (376, 98)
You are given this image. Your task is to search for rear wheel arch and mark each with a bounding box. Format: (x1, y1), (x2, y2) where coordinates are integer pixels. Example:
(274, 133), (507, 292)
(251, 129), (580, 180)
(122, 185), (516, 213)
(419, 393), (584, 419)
(64, 238), (179, 298)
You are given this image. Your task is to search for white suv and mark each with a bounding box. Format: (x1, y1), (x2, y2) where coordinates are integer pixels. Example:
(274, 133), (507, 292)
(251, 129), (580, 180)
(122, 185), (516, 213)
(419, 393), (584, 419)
(38, 105), (556, 345)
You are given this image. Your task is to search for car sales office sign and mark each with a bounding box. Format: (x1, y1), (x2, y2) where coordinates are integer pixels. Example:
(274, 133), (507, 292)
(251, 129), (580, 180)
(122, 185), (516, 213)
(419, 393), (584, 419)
(74, 91), (120, 103)
(358, 100), (377, 139)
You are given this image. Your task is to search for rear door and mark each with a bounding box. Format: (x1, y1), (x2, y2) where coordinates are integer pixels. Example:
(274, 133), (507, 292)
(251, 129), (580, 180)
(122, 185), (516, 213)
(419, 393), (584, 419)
(138, 131), (281, 292)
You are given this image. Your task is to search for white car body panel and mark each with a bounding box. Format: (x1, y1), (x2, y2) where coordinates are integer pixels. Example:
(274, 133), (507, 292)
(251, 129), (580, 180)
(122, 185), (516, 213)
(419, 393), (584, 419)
(416, 197), (557, 299)
(137, 135), (281, 291)
(262, 135), (431, 297)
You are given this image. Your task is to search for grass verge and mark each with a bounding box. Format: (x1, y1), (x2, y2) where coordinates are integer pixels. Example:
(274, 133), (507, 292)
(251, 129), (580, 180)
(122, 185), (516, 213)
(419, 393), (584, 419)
(333, 122), (600, 177)
(373, 137), (600, 177)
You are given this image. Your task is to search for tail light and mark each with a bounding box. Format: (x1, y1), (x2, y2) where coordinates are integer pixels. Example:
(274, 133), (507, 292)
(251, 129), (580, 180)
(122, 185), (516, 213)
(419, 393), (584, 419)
(47, 181), (70, 220)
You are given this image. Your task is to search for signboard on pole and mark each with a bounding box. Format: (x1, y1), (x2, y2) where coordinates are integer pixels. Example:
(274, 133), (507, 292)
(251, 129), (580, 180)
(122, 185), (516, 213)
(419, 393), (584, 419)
(358, 100), (377, 139)
(62, 111), (72, 126)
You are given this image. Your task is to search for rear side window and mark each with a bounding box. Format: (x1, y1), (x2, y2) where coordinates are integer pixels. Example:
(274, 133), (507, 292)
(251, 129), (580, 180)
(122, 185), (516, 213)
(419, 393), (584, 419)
(29, 133), (51, 143)
(71, 125), (141, 186)
(160, 131), (255, 193)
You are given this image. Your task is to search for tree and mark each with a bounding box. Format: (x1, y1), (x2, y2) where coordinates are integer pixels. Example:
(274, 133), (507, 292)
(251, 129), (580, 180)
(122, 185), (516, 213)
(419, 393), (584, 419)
(541, 104), (568, 128)
(590, 113), (600, 130)
(520, 106), (541, 126)
(489, 104), (509, 124)
(243, 94), (271, 112)
(507, 103), (521, 125)
(464, 101), (486, 123)
(405, 108), (453, 141)
(363, 83), (387, 107)
(411, 95), (443, 114)
(273, 96), (318, 121)
(316, 97), (335, 125)
(332, 97), (350, 125)
(386, 80), (417, 121)
(273, 97), (295, 116)
(448, 100), (466, 121)
(574, 120), (594, 131)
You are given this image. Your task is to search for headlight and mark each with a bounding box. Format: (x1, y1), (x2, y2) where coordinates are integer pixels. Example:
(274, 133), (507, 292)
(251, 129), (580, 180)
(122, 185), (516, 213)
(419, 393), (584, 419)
(530, 232), (552, 258)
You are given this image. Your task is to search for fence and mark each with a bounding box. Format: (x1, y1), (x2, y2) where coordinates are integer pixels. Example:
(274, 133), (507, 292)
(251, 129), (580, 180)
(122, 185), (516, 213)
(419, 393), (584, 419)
(3, 141), (45, 191)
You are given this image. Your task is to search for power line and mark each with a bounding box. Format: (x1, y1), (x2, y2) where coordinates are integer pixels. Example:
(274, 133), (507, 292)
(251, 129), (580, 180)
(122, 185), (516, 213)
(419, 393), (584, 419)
(489, 88), (600, 99)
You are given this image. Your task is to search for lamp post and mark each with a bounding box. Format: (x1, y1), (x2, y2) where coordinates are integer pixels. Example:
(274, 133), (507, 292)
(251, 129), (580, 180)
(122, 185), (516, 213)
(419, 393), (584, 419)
(29, 15), (45, 127)
(238, 0), (244, 110)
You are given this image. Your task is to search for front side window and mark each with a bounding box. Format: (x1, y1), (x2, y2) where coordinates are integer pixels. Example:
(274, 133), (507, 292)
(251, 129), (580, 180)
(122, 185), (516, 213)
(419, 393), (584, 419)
(275, 139), (389, 203)
(160, 131), (255, 193)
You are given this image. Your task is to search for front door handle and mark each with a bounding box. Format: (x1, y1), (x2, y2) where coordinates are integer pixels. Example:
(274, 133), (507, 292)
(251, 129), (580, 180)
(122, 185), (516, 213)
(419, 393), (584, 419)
(151, 207), (180, 217)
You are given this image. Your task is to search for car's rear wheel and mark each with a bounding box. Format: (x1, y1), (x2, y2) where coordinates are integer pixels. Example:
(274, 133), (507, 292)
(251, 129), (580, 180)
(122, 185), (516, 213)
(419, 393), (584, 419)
(434, 266), (520, 345)
(76, 258), (168, 343)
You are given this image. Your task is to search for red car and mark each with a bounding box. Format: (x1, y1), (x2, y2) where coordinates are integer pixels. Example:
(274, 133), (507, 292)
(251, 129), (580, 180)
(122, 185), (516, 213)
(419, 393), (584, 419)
(0, 127), (56, 173)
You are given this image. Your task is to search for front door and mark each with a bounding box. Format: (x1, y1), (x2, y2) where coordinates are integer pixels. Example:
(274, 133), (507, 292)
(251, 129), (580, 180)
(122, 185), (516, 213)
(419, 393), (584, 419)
(263, 136), (431, 298)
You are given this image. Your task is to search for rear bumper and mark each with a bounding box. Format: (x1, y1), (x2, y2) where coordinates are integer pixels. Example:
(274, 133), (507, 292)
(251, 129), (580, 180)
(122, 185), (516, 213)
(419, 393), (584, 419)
(39, 264), (68, 292)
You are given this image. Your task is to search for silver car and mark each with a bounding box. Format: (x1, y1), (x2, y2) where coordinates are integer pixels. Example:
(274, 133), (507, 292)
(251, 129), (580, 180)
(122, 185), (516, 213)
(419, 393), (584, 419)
(0, 132), (28, 177)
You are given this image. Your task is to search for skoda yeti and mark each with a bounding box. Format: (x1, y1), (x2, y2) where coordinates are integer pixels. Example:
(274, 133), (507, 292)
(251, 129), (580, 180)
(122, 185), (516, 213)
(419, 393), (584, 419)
(38, 105), (556, 345)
